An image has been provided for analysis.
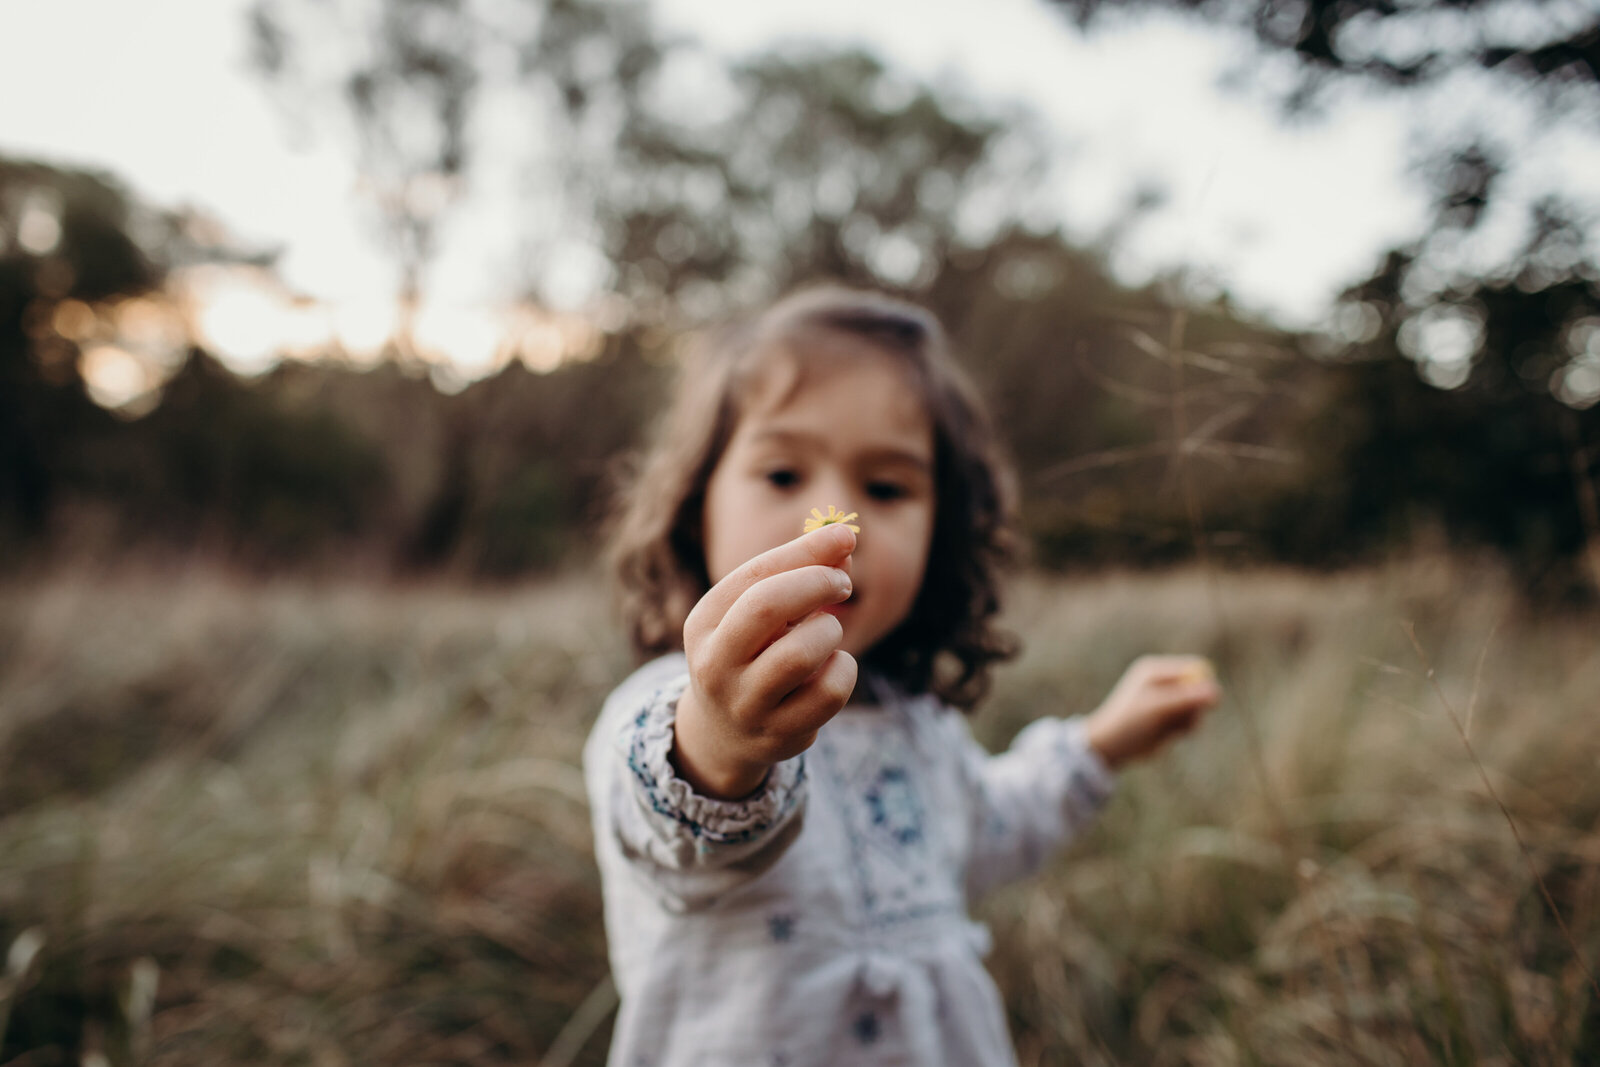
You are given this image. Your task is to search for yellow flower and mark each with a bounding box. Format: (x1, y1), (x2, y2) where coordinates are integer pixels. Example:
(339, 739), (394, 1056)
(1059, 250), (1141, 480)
(802, 505), (861, 534)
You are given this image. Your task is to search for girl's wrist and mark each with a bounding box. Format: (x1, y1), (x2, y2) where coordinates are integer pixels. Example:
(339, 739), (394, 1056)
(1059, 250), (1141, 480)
(670, 744), (768, 799)
(670, 689), (771, 799)
(1083, 709), (1128, 771)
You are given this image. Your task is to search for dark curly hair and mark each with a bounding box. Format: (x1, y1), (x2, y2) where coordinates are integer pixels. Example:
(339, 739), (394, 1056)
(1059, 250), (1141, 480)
(606, 285), (1019, 710)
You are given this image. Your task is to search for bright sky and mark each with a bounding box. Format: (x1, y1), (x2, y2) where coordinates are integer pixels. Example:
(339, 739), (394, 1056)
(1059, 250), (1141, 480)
(1, 0), (1450, 380)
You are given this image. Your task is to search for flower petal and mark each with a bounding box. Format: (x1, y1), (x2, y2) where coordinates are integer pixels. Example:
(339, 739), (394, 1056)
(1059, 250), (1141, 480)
(803, 504), (863, 536)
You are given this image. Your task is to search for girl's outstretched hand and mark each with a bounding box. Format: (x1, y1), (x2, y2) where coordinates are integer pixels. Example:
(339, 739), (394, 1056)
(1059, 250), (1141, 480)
(672, 523), (858, 799)
(1083, 655), (1221, 770)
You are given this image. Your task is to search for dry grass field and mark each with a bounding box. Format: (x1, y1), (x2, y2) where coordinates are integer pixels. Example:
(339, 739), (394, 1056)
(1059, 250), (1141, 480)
(0, 557), (1596, 1065)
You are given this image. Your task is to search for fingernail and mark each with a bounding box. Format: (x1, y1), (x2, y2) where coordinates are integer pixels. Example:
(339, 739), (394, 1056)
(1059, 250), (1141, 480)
(834, 569), (852, 596)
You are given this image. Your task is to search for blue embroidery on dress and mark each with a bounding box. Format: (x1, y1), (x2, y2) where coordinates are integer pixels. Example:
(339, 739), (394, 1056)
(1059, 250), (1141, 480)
(624, 685), (805, 845)
(864, 765), (923, 846)
(815, 717), (962, 928)
(767, 913), (796, 942)
(853, 1011), (881, 1044)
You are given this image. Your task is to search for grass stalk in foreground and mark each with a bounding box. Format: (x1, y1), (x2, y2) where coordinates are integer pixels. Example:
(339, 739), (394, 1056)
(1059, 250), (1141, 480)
(1403, 622), (1600, 1003)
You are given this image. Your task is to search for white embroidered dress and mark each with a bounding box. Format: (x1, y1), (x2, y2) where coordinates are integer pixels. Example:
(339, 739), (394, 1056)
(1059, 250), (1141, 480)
(584, 653), (1116, 1067)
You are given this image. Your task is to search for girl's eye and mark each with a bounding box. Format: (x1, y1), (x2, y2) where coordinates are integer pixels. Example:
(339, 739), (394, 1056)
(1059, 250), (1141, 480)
(866, 481), (907, 502)
(765, 469), (800, 489)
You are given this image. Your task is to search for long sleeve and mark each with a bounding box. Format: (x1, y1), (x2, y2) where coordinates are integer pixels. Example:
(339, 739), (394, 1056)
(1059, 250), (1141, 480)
(584, 654), (808, 912)
(956, 713), (1117, 901)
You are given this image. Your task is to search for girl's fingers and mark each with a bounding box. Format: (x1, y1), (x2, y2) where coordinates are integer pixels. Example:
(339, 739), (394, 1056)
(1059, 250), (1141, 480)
(1160, 683), (1220, 726)
(744, 609), (847, 710)
(769, 648), (858, 737)
(708, 563), (853, 666)
(685, 524), (856, 646)
(1144, 655), (1214, 685)
(1148, 657), (1220, 709)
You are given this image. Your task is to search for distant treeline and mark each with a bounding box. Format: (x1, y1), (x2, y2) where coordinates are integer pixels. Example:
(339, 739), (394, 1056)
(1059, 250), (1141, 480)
(2, 158), (1597, 593)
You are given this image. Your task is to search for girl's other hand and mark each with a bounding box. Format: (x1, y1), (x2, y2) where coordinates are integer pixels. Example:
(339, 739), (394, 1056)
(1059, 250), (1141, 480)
(1083, 655), (1221, 770)
(672, 523), (859, 799)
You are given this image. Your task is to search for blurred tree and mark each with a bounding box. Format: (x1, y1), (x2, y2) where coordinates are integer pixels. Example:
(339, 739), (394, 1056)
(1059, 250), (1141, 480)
(441, 344), (668, 574)
(118, 350), (392, 562)
(248, 0), (668, 344)
(583, 46), (1041, 316)
(247, 0), (1041, 319)
(0, 159), (163, 550)
(1055, 0), (1598, 90)
(1279, 248), (1600, 589)
(1047, 0), (1600, 585)
(925, 225), (1312, 568)
(0, 154), (395, 567)
(251, 0), (477, 358)
(1038, 0), (1600, 397)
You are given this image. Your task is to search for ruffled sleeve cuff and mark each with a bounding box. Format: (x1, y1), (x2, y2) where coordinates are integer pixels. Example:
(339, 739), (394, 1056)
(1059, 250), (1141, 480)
(621, 675), (807, 849)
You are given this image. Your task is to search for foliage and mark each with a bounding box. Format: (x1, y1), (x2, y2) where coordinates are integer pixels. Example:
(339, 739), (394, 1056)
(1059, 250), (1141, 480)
(9, 0), (1600, 580)
(249, 0), (1044, 321)
(1038, 0), (1600, 589)
(235, 0), (1600, 580)
(251, 0), (478, 351)
(589, 45), (1034, 313)
(5, 148), (1593, 581)
(1047, 0), (1600, 401)
(120, 352), (392, 560)
(1282, 256), (1600, 586)
(0, 160), (162, 545)
(1055, 0), (1600, 91)
(927, 226), (1318, 568)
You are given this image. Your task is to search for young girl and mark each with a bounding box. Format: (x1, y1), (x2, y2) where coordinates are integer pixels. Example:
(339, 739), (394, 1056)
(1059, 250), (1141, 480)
(586, 286), (1220, 1066)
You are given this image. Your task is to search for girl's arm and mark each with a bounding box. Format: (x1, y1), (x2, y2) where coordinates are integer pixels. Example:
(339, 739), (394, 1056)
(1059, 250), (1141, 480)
(585, 657), (809, 910)
(957, 713), (1117, 901)
(961, 656), (1219, 900)
(584, 524), (858, 909)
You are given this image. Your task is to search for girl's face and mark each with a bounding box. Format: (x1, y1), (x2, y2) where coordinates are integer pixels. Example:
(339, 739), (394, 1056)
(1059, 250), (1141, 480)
(702, 347), (936, 660)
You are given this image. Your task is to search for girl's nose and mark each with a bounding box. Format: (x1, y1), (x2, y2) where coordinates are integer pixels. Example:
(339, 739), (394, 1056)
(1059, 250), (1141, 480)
(813, 474), (854, 517)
